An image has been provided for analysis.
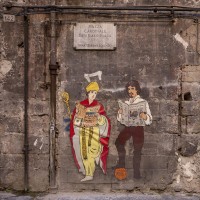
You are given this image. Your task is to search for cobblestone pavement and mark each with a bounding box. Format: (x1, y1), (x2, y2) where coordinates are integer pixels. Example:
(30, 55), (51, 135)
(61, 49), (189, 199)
(0, 192), (200, 200)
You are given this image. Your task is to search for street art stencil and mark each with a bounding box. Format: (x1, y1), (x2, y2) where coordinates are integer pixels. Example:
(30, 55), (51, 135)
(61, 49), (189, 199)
(69, 82), (111, 182)
(62, 92), (71, 131)
(114, 80), (152, 180)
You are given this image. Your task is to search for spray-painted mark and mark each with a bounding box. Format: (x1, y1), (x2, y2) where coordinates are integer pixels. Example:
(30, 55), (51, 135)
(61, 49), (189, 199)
(39, 143), (43, 150)
(84, 71), (102, 82)
(39, 137), (44, 150)
(174, 33), (188, 49)
(34, 138), (38, 146)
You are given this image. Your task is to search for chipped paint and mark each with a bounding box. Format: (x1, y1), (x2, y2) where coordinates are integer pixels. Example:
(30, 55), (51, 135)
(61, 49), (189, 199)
(174, 33), (189, 49)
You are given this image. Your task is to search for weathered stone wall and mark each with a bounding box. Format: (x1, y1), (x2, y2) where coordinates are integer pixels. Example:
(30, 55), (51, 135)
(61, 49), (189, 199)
(0, 10), (24, 190)
(56, 19), (181, 192)
(0, 0), (199, 194)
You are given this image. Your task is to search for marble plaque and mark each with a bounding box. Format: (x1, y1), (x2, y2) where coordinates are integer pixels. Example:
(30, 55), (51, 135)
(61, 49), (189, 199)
(74, 23), (116, 50)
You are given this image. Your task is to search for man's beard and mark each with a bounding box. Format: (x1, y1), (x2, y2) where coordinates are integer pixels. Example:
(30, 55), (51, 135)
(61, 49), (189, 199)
(129, 93), (133, 97)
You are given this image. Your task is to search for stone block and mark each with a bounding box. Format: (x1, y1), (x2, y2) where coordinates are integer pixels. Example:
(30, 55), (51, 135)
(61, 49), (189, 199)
(64, 169), (85, 183)
(147, 100), (160, 117)
(159, 115), (179, 133)
(93, 183), (112, 192)
(0, 134), (24, 154)
(0, 167), (24, 191)
(151, 85), (179, 100)
(111, 174), (146, 191)
(140, 156), (169, 170)
(142, 142), (158, 155)
(29, 99), (49, 116)
(2, 117), (23, 133)
(29, 155), (49, 191)
(185, 52), (199, 66)
(144, 133), (159, 143)
(29, 135), (49, 154)
(166, 85), (180, 100)
(29, 154), (49, 170)
(181, 101), (200, 116)
(29, 169), (49, 192)
(143, 169), (173, 190)
(0, 154), (24, 170)
(1, 34), (23, 59)
(167, 156), (177, 173)
(179, 135), (199, 157)
(63, 81), (84, 101)
(1, 100), (24, 117)
(160, 101), (179, 116)
(2, 68), (24, 96)
(29, 36), (44, 55)
(58, 183), (95, 192)
(93, 168), (113, 184)
(28, 115), (49, 136)
(0, 155), (24, 190)
(187, 116), (200, 134)
(106, 100), (119, 116)
(57, 154), (77, 170)
(182, 82), (200, 101)
(157, 134), (178, 155)
(58, 141), (72, 155)
(150, 115), (179, 134)
(182, 71), (200, 82)
(111, 180), (135, 191)
(182, 65), (200, 72)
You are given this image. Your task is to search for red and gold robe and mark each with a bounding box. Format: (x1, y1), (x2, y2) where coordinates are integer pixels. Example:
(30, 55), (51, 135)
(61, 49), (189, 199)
(70, 99), (111, 176)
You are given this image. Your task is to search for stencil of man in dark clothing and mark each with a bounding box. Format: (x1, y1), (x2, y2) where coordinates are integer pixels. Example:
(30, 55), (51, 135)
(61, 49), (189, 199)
(115, 80), (152, 179)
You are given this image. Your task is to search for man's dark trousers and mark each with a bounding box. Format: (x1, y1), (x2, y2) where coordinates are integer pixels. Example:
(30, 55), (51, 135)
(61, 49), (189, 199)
(115, 126), (144, 179)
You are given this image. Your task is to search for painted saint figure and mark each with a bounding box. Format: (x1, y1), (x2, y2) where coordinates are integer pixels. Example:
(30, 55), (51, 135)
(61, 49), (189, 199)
(115, 80), (152, 179)
(70, 82), (111, 182)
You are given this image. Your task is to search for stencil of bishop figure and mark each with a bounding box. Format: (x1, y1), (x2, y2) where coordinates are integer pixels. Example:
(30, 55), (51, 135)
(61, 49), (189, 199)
(70, 82), (111, 182)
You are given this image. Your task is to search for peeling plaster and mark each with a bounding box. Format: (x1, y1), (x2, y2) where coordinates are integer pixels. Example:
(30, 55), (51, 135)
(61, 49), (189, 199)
(181, 161), (196, 182)
(176, 156), (198, 183)
(174, 33), (189, 49)
(0, 60), (12, 78)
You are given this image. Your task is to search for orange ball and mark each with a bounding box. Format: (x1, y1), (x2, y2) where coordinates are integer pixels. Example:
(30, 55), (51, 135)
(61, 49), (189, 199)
(114, 168), (127, 180)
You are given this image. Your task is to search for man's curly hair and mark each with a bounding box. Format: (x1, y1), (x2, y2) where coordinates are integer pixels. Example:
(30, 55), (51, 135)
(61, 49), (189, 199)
(125, 80), (141, 95)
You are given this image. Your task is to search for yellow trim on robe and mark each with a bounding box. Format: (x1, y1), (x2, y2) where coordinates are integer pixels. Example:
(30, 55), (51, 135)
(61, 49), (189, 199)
(79, 126), (102, 177)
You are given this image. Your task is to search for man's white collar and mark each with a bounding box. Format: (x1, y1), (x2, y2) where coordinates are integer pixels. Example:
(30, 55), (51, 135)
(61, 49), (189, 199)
(130, 95), (140, 103)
